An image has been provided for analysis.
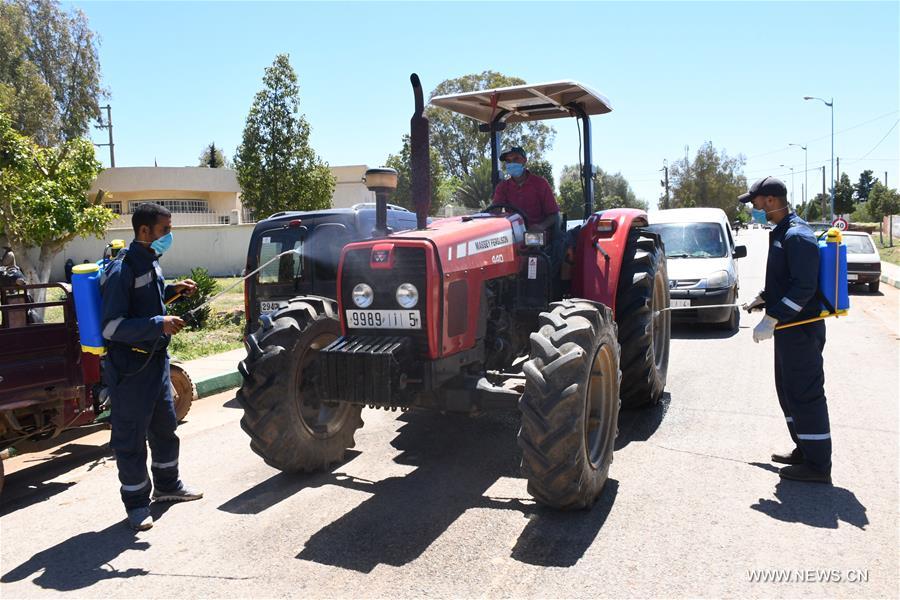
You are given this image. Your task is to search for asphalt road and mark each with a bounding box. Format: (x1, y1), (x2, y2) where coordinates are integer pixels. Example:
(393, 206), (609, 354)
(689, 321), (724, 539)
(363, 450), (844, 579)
(1, 229), (897, 598)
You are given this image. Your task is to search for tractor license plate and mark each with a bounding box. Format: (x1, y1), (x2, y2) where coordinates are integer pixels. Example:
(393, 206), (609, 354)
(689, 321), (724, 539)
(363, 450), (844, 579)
(346, 309), (421, 329)
(260, 301), (282, 313)
(847, 273), (858, 281)
(670, 299), (691, 308)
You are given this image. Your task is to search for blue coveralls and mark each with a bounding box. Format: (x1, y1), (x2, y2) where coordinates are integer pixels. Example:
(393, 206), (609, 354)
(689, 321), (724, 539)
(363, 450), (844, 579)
(101, 241), (183, 509)
(761, 212), (831, 474)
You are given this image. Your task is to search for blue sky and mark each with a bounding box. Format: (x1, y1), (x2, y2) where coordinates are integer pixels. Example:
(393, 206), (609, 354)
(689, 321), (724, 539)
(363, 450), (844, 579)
(75, 1), (899, 209)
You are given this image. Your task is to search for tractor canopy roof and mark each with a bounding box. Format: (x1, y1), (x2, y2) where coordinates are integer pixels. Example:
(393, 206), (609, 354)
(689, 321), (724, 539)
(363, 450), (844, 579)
(430, 80), (612, 123)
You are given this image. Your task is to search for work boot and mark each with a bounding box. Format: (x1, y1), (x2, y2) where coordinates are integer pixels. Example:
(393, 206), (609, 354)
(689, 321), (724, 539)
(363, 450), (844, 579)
(779, 464), (832, 484)
(126, 506), (153, 531)
(771, 447), (804, 465)
(152, 484), (203, 503)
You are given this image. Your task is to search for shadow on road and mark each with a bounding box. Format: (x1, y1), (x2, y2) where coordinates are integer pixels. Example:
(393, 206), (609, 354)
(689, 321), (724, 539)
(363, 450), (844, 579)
(222, 410), (618, 572)
(671, 323), (739, 340)
(616, 392), (671, 450)
(0, 521), (150, 591)
(511, 480), (619, 567)
(1, 443), (112, 517)
(750, 480), (869, 530)
(217, 452), (361, 515)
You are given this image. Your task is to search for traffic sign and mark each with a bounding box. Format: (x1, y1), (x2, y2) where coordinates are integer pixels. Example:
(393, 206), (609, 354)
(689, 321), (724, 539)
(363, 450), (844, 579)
(831, 217), (848, 231)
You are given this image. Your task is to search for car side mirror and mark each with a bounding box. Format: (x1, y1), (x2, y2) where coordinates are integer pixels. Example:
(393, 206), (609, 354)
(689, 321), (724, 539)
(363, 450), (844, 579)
(733, 245), (747, 259)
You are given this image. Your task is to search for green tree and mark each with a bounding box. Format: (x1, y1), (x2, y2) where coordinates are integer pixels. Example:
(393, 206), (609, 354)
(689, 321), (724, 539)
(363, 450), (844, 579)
(233, 54), (334, 220)
(559, 164), (646, 220)
(833, 172), (855, 216)
(198, 142), (227, 168)
(0, 0), (105, 146)
(384, 134), (447, 215)
(0, 111), (112, 298)
(667, 142), (747, 221)
(527, 159), (555, 193)
(426, 71), (555, 179)
(854, 169), (876, 203)
(452, 158), (494, 209)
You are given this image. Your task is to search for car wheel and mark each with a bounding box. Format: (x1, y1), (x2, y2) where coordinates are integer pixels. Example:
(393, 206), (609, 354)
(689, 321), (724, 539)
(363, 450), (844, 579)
(869, 281), (880, 293)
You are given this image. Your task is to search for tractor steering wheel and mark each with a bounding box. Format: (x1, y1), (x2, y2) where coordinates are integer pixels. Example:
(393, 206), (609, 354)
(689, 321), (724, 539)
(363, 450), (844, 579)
(484, 204), (529, 228)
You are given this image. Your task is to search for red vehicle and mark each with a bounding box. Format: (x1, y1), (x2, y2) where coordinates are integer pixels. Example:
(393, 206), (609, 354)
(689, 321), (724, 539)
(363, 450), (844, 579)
(0, 267), (195, 494)
(236, 75), (670, 509)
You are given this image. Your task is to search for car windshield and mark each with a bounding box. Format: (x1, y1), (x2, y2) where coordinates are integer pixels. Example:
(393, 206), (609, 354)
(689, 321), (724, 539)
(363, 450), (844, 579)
(647, 222), (727, 258)
(844, 235), (875, 254)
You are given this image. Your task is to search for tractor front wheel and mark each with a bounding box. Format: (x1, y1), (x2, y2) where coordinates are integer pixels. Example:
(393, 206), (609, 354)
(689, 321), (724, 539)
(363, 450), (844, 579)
(616, 231), (671, 408)
(518, 300), (621, 510)
(236, 297), (363, 472)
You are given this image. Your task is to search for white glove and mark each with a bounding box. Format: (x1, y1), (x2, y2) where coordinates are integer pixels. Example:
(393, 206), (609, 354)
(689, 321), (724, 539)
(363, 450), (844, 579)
(742, 293), (765, 313)
(752, 315), (778, 343)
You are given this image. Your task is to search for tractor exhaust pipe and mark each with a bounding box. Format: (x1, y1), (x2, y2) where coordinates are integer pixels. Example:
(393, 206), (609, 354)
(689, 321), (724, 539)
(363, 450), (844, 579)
(409, 73), (431, 230)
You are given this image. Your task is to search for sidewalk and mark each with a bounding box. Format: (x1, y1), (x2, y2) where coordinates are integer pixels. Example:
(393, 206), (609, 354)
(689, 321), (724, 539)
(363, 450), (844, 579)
(178, 347), (246, 398)
(881, 260), (900, 289)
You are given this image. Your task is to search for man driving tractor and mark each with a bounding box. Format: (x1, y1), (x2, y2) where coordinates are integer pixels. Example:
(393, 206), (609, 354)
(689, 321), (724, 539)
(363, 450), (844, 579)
(492, 145), (560, 233)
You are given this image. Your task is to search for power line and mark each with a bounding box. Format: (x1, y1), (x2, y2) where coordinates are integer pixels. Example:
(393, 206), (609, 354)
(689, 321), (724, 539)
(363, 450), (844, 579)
(843, 119), (900, 166)
(743, 109), (899, 159)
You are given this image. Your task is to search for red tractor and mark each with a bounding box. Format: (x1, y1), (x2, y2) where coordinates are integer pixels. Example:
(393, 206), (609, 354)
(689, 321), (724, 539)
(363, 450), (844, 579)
(237, 75), (670, 509)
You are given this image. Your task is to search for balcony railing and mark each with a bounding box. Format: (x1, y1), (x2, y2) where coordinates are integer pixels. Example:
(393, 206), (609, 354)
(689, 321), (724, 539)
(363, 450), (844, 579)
(106, 212), (244, 229)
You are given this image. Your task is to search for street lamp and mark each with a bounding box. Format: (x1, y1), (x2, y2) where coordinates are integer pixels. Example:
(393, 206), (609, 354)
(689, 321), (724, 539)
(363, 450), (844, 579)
(780, 164), (796, 207)
(803, 96), (834, 219)
(789, 143), (807, 206)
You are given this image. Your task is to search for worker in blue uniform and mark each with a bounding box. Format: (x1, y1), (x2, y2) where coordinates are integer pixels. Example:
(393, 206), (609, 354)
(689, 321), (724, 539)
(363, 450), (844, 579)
(740, 177), (832, 484)
(101, 203), (203, 530)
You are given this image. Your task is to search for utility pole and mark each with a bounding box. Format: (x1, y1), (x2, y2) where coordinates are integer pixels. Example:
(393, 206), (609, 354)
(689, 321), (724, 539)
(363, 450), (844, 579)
(660, 161), (670, 209)
(821, 166), (827, 221)
(95, 104), (115, 167)
(789, 143), (808, 205)
(835, 156), (840, 216)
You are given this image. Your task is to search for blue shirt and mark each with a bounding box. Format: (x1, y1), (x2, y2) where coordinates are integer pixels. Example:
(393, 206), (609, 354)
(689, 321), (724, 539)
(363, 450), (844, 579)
(763, 212), (821, 324)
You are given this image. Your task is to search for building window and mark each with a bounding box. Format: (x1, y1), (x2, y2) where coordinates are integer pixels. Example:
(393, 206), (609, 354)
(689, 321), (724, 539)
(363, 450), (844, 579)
(128, 199), (210, 214)
(219, 215), (231, 225)
(104, 201), (122, 215)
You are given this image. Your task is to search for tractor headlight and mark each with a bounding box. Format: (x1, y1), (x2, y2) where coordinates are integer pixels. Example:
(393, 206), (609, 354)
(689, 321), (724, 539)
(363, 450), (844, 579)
(524, 231), (545, 247)
(395, 283), (419, 308)
(352, 283), (374, 308)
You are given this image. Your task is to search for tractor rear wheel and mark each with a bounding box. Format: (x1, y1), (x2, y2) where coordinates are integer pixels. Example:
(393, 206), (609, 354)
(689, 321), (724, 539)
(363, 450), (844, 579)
(518, 300), (621, 510)
(616, 231), (670, 408)
(169, 361), (196, 422)
(236, 297), (363, 472)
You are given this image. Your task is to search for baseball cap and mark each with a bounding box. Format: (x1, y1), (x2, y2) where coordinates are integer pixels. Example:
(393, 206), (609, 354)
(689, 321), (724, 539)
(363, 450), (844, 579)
(739, 176), (788, 203)
(499, 146), (527, 162)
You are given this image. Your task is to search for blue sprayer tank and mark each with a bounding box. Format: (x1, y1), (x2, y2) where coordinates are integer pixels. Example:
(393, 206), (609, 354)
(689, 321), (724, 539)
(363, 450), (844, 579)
(818, 227), (849, 316)
(71, 262), (106, 355)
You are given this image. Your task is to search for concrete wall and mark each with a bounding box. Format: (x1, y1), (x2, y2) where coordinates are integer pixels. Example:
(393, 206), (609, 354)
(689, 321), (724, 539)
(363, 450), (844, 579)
(29, 224), (255, 281)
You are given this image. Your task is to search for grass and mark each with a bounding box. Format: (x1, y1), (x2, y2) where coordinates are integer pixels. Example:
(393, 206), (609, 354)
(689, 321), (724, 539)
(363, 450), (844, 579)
(873, 235), (900, 266)
(40, 277), (247, 361)
(168, 317), (244, 361)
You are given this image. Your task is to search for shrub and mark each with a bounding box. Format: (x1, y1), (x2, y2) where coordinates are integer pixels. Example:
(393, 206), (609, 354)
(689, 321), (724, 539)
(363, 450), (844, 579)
(167, 267), (218, 329)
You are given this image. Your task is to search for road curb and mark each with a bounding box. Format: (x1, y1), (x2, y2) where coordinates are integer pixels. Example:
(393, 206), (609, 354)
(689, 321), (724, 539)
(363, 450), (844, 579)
(195, 371), (242, 398)
(880, 273), (900, 289)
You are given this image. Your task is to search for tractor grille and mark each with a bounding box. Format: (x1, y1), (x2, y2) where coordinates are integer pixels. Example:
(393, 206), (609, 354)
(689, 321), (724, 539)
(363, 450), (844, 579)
(340, 247), (430, 354)
(320, 335), (413, 405)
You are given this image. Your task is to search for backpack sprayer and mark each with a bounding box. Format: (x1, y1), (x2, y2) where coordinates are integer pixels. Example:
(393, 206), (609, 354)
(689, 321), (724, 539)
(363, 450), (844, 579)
(653, 228), (849, 331)
(70, 245), (302, 356)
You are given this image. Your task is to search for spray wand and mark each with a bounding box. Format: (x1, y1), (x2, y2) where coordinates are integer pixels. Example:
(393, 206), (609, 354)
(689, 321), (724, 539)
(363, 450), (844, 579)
(164, 249), (301, 321)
